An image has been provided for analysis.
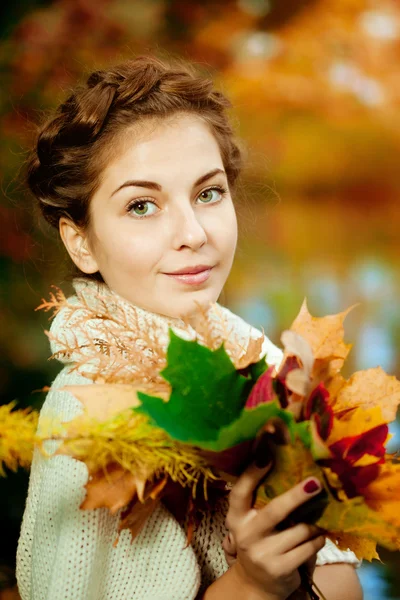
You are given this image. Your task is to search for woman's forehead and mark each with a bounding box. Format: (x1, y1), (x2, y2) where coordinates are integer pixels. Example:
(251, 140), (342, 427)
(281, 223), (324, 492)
(101, 116), (223, 188)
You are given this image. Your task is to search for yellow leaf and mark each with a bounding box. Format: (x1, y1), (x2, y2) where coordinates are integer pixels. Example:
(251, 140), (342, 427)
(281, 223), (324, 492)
(318, 487), (400, 557)
(255, 437), (326, 503)
(317, 467), (400, 559)
(0, 402), (38, 476)
(362, 461), (400, 526)
(255, 438), (400, 560)
(332, 367), (400, 423)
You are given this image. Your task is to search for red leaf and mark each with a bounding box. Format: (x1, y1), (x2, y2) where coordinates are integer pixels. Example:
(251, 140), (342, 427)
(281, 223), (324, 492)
(277, 355), (301, 380)
(273, 356), (302, 408)
(329, 424), (388, 465)
(304, 383), (333, 440)
(326, 459), (381, 498)
(245, 366), (275, 408)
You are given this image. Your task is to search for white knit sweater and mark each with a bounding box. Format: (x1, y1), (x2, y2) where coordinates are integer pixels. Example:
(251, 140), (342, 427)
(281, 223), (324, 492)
(16, 279), (360, 600)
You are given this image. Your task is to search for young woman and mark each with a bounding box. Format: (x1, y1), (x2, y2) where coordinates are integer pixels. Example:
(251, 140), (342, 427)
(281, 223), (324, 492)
(16, 55), (363, 600)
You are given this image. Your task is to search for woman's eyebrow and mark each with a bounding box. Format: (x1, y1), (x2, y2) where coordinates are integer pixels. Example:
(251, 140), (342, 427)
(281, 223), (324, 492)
(110, 168), (226, 197)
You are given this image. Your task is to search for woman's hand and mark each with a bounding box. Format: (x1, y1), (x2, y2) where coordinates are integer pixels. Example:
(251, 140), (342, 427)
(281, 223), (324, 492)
(223, 448), (326, 600)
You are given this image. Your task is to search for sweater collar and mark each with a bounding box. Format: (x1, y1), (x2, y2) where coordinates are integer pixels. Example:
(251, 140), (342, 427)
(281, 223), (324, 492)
(48, 277), (212, 368)
(72, 277), (196, 332)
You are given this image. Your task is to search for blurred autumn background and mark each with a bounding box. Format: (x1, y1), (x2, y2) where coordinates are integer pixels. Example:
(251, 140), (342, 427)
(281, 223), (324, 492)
(1, 0), (400, 597)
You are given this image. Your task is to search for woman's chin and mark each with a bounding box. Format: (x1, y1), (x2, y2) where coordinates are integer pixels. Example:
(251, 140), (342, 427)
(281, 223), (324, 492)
(172, 290), (220, 323)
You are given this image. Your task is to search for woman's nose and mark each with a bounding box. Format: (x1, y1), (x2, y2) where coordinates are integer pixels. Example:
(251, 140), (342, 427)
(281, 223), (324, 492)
(170, 205), (208, 250)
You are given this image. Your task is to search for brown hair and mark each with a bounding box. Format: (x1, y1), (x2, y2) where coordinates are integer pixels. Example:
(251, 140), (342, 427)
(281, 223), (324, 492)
(26, 54), (244, 281)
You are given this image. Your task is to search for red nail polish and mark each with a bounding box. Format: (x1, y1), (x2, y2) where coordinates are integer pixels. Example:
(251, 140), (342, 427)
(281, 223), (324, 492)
(304, 479), (320, 494)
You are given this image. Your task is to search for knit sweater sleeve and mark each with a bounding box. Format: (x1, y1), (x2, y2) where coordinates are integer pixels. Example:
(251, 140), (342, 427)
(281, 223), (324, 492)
(16, 366), (201, 600)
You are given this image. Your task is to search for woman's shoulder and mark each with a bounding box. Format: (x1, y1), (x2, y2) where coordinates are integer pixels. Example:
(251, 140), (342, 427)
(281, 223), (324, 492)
(214, 303), (284, 369)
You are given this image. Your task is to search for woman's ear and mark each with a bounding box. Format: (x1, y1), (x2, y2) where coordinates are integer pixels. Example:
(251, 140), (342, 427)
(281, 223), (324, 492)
(59, 217), (99, 274)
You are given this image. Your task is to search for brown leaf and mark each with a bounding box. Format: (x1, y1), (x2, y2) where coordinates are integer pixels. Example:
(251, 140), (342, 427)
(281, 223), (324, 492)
(332, 367), (400, 423)
(117, 476), (168, 541)
(117, 497), (160, 542)
(81, 463), (151, 513)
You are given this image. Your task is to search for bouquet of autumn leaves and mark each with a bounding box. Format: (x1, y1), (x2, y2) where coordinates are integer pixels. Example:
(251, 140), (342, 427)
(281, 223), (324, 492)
(2, 292), (400, 575)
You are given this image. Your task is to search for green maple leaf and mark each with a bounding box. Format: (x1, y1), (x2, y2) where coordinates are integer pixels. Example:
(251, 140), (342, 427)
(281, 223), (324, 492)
(135, 331), (308, 451)
(136, 331), (252, 443)
(244, 355), (269, 381)
(200, 400), (294, 451)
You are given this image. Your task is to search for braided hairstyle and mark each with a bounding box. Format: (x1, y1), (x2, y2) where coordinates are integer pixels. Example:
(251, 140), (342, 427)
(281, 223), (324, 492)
(27, 54), (244, 280)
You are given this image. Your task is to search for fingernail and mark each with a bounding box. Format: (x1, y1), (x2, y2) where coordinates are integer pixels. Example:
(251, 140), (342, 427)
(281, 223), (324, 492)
(303, 478), (321, 494)
(254, 435), (272, 468)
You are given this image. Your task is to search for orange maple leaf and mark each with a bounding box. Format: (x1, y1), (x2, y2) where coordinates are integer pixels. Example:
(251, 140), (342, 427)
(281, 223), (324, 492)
(289, 299), (355, 377)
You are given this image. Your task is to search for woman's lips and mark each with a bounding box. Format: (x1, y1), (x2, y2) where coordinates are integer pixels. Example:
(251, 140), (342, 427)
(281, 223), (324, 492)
(164, 267), (213, 286)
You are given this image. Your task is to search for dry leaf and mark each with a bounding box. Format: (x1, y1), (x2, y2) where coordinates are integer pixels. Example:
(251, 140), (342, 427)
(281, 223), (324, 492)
(235, 335), (265, 370)
(117, 477), (168, 541)
(319, 473), (400, 557)
(329, 532), (380, 562)
(61, 382), (169, 420)
(289, 300), (354, 375)
(81, 463), (153, 513)
(332, 367), (400, 423)
(117, 496), (160, 542)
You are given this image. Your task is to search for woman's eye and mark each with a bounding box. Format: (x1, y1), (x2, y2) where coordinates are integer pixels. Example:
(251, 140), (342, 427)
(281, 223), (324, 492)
(127, 200), (158, 218)
(197, 186), (226, 204)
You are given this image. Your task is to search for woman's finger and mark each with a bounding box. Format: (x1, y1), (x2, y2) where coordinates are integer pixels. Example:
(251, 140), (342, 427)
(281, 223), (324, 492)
(270, 523), (322, 555)
(254, 477), (323, 533)
(227, 459), (272, 523)
(222, 531), (237, 567)
(281, 535), (326, 574)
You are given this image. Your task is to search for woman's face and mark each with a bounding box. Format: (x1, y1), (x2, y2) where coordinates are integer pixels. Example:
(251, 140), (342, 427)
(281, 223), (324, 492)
(67, 114), (238, 321)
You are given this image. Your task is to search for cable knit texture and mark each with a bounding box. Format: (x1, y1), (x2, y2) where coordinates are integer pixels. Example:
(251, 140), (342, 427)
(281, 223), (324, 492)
(16, 279), (361, 600)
